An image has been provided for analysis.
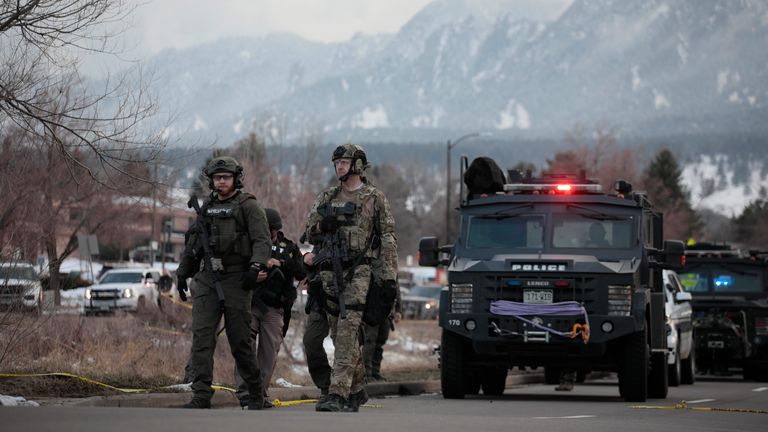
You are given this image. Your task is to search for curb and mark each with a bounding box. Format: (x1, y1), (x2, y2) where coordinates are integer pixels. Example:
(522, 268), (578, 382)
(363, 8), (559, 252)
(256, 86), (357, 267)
(67, 372), (545, 408)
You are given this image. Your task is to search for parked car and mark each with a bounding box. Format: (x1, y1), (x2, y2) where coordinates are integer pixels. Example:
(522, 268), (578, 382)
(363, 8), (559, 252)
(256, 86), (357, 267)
(402, 284), (442, 320)
(0, 262), (43, 314)
(664, 269), (695, 386)
(84, 268), (162, 314)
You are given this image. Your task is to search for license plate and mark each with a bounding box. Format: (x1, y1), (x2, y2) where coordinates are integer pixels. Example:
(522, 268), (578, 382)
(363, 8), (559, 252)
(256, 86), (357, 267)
(523, 289), (553, 304)
(707, 341), (724, 349)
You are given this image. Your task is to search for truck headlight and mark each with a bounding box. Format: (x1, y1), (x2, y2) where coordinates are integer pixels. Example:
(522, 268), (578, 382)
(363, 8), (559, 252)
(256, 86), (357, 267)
(123, 288), (133, 299)
(450, 283), (473, 314)
(84, 289), (92, 300)
(607, 285), (632, 316)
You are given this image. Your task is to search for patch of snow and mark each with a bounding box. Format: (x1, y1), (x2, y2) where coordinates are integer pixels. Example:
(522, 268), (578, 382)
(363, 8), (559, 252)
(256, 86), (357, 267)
(495, 99), (531, 130)
(353, 105), (389, 129)
(275, 378), (302, 388)
(239, 50), (251, 59)
(193, 114), (207, 131)
(411, 107), (445, 128)
(233, 119), (244, 135)
(653, 90), (670, 109)
(631, 66), (642, 92)
(729, 91), (742, 103)
(0, 394), (39, 407)
(341, 79), (349, 92)
(682, 154), (768, 217)
(677, 33), (689, 65)
(717, 70), (729, 94)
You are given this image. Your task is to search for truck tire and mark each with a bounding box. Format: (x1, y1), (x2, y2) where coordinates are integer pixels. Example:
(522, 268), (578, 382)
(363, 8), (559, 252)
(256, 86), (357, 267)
(441, 330), (470, 399)
(544, 367), (561, 385)
(668, 341), (681, 387)
(619, 327), (648, 402)
(648, 351), (668, 398)
(481, 367), (508, 396)
(464, 370), (481, 395)
(680, 345), (695, 385)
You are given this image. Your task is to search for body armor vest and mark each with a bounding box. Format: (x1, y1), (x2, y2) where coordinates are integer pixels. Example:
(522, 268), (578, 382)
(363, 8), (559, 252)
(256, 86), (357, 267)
(203, 196), (251, 265)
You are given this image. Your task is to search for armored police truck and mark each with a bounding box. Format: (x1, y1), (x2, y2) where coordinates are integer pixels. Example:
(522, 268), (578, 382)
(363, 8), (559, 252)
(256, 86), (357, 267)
(678, 243), (768, 381)
(419, 157), (684, 402)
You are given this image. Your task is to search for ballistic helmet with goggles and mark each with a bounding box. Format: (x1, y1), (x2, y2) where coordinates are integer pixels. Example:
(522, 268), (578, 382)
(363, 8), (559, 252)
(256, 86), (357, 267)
(331, 143), (369, 175)
(204, 156), (244, 189)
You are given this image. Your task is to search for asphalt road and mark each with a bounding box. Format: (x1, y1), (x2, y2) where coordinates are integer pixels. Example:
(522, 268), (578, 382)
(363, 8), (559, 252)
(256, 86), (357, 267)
(2, 376), (766, 432)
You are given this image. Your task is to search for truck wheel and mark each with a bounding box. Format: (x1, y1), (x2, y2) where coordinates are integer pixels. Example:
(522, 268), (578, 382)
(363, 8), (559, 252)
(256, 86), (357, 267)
(619, 327), (648, 402)
(648, 351), (668, 398)
(481, 367), (508, 396)
(680, 346), (695, 385)
(544, 367), (561, 385)
(668, 341), (681, 387)
(464, 370), (481, 395)
(441, 330), (470, 399)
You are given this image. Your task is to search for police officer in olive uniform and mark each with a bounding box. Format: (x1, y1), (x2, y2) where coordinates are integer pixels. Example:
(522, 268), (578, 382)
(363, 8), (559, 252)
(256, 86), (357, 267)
(302, 263), (332, 408)
(303, 144), (398, 412)
(176, 156), (272, 409)
(363, 274), (402, 382)
(235, 208), (306, 408)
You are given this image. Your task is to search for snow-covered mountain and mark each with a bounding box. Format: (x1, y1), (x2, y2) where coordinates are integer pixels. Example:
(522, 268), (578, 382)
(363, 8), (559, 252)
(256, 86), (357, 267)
(129, 0), (768, 144)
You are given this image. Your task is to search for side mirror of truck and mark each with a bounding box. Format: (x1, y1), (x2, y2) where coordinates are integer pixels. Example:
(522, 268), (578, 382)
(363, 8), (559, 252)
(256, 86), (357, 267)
(663, 240), (686, 269)
(418, 237), (439, 267)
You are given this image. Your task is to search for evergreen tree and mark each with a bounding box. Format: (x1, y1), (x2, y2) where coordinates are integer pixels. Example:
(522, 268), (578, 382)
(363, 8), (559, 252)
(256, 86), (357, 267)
(733, 199), (768, 247)
(643, 148), (701, 240)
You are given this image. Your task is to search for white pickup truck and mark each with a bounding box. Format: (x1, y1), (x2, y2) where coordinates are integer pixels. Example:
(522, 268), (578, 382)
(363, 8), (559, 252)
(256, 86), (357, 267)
(84, 268), (162, 314)
(0, 262), (43, 314)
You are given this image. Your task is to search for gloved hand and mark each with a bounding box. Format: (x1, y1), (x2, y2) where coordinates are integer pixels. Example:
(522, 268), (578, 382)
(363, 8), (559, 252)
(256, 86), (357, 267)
(243, 263), (264, 291)
(319, 215), (338, 233)
(177, 276), (188, 302)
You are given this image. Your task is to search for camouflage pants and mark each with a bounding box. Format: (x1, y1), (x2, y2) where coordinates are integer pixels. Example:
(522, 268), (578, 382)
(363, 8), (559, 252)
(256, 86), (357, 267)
(321, 264), (370, 398)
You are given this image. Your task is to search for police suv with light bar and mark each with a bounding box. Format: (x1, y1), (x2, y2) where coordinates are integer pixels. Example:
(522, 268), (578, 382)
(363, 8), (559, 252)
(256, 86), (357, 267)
(419, 157), (685, 402)
(677, 243), (768, 381)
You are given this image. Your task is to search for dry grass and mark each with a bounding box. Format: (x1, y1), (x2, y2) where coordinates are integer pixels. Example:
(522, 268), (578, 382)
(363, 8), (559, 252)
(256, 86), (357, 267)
(0, 299), (441, 397)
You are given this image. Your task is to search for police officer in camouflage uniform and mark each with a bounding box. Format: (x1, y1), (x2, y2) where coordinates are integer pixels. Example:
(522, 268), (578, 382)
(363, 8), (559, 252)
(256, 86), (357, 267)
(303, 144), (398, 412)
(234, 208), (306, 408)
(176, 156), (272, 409)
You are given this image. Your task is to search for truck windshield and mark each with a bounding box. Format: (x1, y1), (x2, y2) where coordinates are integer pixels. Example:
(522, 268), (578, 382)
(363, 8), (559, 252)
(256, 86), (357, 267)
(0, 266), (36, 281)
(100, 272), (144, 284)
(678, 265), (764, 293)
(467, 214), (544, 249)
(551, 214), (634, 249)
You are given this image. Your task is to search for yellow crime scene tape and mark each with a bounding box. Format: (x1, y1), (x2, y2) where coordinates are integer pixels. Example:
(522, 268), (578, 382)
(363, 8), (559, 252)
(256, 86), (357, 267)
(161, 293), (192, 310)
(0, 373), (381, 408)
(631, 400), (768, 414)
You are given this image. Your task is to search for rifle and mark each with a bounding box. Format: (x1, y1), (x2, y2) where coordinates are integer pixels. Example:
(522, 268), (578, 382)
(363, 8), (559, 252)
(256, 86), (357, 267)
(312, 230), (349, 319)
(187, 193), (226, 311)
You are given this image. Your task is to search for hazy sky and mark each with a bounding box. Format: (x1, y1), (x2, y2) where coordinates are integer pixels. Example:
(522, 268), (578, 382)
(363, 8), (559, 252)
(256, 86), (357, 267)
(83, 0), (572, 75)
(127, 0), (574, 53)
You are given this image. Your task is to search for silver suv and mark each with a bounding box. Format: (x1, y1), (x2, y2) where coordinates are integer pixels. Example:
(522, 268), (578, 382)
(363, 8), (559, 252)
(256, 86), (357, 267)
(0, 262), (43, 314)
(664, 269), (695, 386)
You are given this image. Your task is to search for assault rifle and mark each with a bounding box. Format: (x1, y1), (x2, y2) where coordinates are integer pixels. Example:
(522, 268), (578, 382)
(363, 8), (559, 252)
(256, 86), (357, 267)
(312, 230), (349, 319)
(188, 193), (226, 311)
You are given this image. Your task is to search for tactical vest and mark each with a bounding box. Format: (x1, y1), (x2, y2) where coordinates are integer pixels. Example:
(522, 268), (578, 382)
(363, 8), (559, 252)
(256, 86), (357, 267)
(201, 192), (254, 268)
(322, 186), (378, 256)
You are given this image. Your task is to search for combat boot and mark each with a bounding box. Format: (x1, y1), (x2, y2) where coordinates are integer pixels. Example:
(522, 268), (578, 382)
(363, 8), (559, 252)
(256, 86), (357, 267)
(315, 393), (347, 412)
(342, 388), (369, 412)
(182, 397), (211, 409)
(314, 388), (329, 410)
(247, 392), (265, 410)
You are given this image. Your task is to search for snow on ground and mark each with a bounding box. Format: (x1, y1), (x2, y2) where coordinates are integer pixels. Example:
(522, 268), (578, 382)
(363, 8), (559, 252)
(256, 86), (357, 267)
(0, 394), (40, 407)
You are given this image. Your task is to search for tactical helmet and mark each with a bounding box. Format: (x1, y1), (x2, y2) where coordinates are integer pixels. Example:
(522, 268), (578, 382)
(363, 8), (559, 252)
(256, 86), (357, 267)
(205, 156), (244, 189)
(331, 143), (369, 175)
(264, 208), (282, 230)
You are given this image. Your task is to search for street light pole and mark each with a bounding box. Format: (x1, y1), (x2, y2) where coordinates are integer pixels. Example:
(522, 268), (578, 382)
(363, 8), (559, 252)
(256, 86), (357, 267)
(445, 132), (487, 243)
